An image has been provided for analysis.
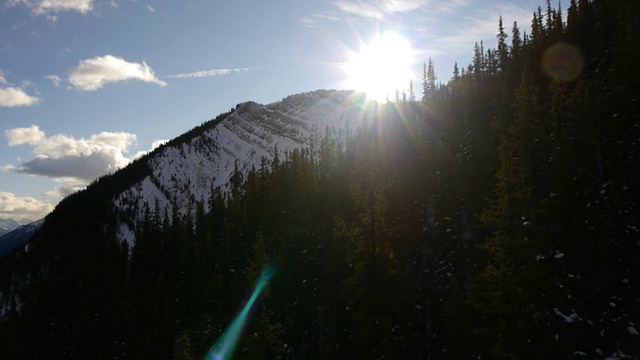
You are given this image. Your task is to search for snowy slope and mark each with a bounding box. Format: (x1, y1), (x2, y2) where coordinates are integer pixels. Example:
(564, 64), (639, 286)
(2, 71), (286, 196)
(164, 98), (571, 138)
(114, 90), (375, 245)
(0, 219), (22, 238)
(0, 219), (43, 258)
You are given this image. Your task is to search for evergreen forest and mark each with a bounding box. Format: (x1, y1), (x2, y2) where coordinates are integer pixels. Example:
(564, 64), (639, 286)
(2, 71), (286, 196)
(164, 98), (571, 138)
(0, 0), (639, 358)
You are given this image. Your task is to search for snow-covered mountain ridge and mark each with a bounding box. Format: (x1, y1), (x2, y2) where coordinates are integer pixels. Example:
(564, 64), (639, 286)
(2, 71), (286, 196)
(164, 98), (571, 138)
(113, 90), (374, 245)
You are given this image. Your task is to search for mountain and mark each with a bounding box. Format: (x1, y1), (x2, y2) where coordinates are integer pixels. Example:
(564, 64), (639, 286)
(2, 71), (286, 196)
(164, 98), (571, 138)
(1, 1), (638, 357)
(24, 90), (371, 251)
(0, 89), (424, 359)
(0, 219), (22, 237)
(0, 219), (43, 258)
(0, 89), (395, 357)
(108, 90), (372, 246)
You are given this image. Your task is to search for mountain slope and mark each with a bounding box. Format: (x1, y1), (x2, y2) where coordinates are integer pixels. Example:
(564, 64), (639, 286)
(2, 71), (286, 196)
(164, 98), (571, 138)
(0, 219), (43, 258)
(111, 90), (372, 245)
(0, 89), (392, 358)
(2, 1), (639, 357)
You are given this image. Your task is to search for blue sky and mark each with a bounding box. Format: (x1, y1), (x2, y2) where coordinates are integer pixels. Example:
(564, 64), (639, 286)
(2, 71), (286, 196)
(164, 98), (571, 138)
(1, 0), (540, 221)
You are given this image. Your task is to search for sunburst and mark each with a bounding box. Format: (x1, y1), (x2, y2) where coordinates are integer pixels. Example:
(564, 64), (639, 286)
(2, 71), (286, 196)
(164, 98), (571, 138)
(343, 32), (414, 102)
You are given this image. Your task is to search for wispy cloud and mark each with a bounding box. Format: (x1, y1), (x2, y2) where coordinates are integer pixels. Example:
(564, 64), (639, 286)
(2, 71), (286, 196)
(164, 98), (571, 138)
(433, 3), (534, 54)
(333, 1), (385, 19)
(68, 55), (167, 91)
(46, 74), (62, 87)
(8, 0), (94, 19)
(429, 0), (473, 14)
(0, 191), (54, 222)
(163, 67), (255, 79)
(303, 0), (475, 29)
(333, 0), (425, 19)
(299, 13), (343, 27)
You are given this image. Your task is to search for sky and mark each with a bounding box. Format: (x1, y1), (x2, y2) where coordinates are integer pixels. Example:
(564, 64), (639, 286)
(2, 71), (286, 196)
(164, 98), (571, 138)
(0, 0), (542, 222)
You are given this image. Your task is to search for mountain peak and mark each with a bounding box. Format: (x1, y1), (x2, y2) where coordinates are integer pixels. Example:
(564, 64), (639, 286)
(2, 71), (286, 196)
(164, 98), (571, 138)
(109, 89), (372, 246)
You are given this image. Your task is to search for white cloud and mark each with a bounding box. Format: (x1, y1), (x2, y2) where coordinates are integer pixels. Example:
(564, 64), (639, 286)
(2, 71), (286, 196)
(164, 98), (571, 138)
(133, 138), (167, 159)
(0, 86), (41, 107)
(36, 0), (93, 14)
(69, 55), (167, 91)
(163, 67), (254, 79)
(0, 191), (54, 222)
(44, 182), (86, 198)
(0, 71), (7, 84)
(46, 74), (62, 87)
(5, 125), (137, 181)
(150, 139), (168, 149)
(7, 0), (94, 15)
(3, 127), (166, 216)
(12, 152), (128, 180)
(5, 125), (46, 146)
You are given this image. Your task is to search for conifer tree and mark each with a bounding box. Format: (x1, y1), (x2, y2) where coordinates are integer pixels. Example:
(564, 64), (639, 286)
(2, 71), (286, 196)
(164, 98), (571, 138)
(408, 79), (416, 101)
(496, 16), (509, 71)
(422, 58), (437, 101)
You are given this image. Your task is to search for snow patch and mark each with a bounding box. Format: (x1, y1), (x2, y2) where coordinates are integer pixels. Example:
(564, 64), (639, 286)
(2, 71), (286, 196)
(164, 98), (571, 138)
(554, 308), (581, 323)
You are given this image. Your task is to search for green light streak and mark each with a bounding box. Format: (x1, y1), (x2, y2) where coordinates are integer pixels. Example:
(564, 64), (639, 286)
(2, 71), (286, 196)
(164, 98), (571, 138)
(206, 266), (275, 360)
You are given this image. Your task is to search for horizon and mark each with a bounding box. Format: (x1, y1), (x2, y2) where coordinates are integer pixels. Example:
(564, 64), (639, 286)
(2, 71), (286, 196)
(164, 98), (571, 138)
(1, 0), (540, 221)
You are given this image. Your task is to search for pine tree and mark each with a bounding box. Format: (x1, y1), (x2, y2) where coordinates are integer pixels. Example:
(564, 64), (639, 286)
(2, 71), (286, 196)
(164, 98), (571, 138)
(408, 79), (416, 101)
(452, 62), (460, 81)
(422, 57), (437, 101)
(473, 66), (552, 357)
(497, 16), (509, 71)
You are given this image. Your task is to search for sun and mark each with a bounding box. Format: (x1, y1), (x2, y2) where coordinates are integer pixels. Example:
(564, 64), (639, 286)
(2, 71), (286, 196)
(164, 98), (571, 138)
(344, 32), (414, 102)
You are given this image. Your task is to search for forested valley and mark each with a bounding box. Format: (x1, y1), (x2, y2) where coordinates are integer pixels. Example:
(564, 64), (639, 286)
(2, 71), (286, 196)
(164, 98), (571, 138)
(1, 0), (639, 358)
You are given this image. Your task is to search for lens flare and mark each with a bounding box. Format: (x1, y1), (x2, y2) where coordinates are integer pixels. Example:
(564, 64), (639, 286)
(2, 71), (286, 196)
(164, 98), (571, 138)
(542, 42), (584, 82)
(206, 265), (276, 360)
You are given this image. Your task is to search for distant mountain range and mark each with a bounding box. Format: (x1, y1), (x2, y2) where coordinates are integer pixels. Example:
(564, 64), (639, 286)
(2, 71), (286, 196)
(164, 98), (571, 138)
(0, 219), (43, 258)
(0, 218), (22, 237)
